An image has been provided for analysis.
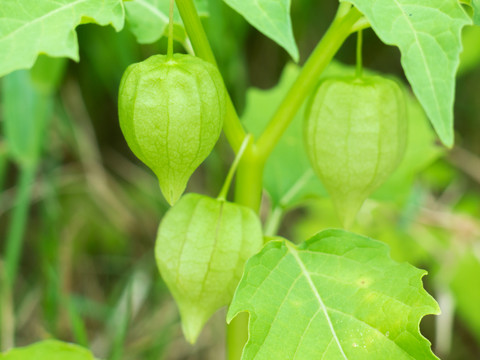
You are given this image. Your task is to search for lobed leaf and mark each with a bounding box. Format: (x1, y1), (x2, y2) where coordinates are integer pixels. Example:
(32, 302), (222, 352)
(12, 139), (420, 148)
(344, 0), (471, 147)
(222, 0), (298, 61)
(0, 0), (124, 77)
(228, 229), (440, 359)
(0, 340), (95, 360)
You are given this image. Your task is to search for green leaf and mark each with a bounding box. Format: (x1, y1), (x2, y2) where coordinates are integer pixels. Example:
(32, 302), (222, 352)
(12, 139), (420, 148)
(462, 0), (480, 24)
(0, 340), (95, 360)
(227, 229), (440, 359)
(124, 0), (208, 45)
(242, 63), (326, 208)
(222, 0), (299, 61)
(156, 193), (263, 343)
(2, 69), (54, 166)
(0, 0), (124, 77)
(344, 0), (471, 147)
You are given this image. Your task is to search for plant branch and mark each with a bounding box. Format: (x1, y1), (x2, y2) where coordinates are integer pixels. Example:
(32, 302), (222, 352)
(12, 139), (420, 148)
(218, 134), (252, 201)
(227, 141), (264, 360)
(256, 5), (364, 161)
(175, 0), (246, 152)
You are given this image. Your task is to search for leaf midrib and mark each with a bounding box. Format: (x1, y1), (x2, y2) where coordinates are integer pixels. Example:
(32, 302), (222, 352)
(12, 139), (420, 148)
(390, 0), (441, 126)
(286, 241), (348, 359)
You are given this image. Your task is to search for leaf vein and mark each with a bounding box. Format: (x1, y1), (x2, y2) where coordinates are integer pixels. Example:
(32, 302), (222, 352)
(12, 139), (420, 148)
(286, 242), (348, 360)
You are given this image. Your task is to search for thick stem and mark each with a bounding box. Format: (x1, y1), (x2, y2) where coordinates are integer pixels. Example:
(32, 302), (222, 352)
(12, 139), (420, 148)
(227, 144), (264, 359)
(175, 0), (246, 152)
(175, 3), (365, 359)
(256, 6), (363, 161)
(233, 145), (264, 211)
(226, 312), (249, 360)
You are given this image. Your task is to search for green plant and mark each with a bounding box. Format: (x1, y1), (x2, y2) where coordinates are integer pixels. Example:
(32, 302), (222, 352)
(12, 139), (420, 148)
(1, 0), (480, 359)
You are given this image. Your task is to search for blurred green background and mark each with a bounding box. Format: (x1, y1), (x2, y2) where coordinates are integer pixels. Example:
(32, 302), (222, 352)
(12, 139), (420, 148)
(1, 1), (480, 359)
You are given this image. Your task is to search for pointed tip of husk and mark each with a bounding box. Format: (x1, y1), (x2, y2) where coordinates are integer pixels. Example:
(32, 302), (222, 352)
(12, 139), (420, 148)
(331, 194), (366, 230)
(159, 179), (186, 206)
(180, 309), (208, 344)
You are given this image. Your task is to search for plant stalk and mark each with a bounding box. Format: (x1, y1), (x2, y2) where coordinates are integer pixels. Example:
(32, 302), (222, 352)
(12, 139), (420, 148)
(175, 0), (246, 152)
(256, 5), (363, 161)
(218, 134), (252, 201)
(228, 143), (264, 360)
(172, 3), (366, 359)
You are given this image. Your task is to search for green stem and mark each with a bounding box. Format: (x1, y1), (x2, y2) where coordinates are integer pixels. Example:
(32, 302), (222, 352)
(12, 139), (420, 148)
(4, 165), (36, 288)
(0, 260), (13, 351)
(233, 146), (264, 211)
(218, 134), (252, 201)
(226, 312), (249, 360)
(226, 143), (265, 360)
(167, 0), (175, 60)
(174, 3), (366, 359)
(0, 144), (7, 192)
(356, 30), (363, 78)
(264, 206), (284, 237)
(175, 0), (246, 152)
(256, 6), (363, 160)
(1, 164), (36, 348)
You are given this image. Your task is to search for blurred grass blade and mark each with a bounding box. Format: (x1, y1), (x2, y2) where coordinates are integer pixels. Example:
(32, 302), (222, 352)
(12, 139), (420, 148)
(3, 165), (37, 288)
(1, 58), (62, 349)
(108, 281), (132, 360)
(67, 296), (90, 348)
(0, 146), (7, 194)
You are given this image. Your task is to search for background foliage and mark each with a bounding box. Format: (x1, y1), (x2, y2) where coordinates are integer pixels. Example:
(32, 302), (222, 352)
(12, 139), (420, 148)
(1, 0), (480, 359)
